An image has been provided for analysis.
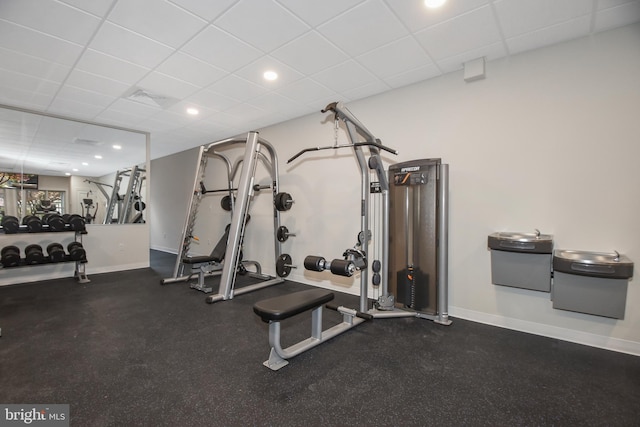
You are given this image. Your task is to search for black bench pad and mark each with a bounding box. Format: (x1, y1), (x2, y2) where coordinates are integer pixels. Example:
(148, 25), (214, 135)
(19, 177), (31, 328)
(253, 289), (335, 322)
(182, 255), (221, 264)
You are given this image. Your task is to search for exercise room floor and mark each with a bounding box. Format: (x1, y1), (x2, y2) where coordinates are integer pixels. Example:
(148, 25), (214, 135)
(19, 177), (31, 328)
(1, 250), (639, 426)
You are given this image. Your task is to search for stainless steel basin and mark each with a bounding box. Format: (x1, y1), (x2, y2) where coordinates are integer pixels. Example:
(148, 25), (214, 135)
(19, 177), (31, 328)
(488, 230), (553, 254)
(553, 249), (634, 279)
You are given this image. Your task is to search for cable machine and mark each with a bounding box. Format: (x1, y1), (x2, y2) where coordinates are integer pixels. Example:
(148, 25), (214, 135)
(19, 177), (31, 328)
(162, 131), (289, 302)
(253, 102), (450, 370)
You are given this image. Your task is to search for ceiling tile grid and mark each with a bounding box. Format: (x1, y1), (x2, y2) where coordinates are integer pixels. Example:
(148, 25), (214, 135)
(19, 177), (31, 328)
(0, 0), (639, 168)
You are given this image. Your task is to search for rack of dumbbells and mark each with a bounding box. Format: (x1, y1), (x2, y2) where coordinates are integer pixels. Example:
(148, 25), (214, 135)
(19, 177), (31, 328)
(0, 213), (90, 283)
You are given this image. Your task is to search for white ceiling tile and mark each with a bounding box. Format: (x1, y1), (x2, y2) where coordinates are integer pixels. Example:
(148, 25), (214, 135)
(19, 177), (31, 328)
(494, 0), (594, 39)
(276, 79), (337, 104)
(383, 63), (441, 89)
(341, 79), (390, 101)
(66, 69), (131, 98)
(0, 68), (60, 96)
(219, 103), (265, 125)
(89, 22), (174, 69)
(185, 89), (242, 112)
(108, 0), (208, 49)
(93, 109), (151, 129)
(57, 0), (115, 17)
(104, 99), (161, 119)
(384, 0), (489, 32)
(56, 85), (116, 109)
(271, 31), (349, 75)
(318, 0), (408, 56)
(47, 97), (105, 119)
(311, 60), (378, 93)
(415, 6), (502, 61)
(168, 0), (239, 21)
(215, 0), (309, 52)
(182, 25), (263, 72)
(75, 49), (150, 86)
(248, 92), (308, 118)
(137, 72), (201, 100)
(207, 74), (267, 102)
(435, 42), (506, 74)
(506, 16), (591, 55)
(0, 20), (83, 65)
(0, 47), (71, 83)
(357, 36), (435, 79)
(595, 1), (640, 31)
(277, 0), (365, 27)
(155, 53), (228, 88)
(0, 0), (101, 45)
(0, 85), (54, 110)
(234, 56), (304, 90)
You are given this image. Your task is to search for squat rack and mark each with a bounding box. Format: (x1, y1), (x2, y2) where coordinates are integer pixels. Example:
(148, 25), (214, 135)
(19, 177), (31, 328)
(163, 131), (287, 302)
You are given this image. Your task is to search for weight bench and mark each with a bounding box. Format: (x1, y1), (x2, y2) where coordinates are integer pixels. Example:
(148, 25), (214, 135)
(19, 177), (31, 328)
(181, 225), (229, 293)
(253, 288), (367, 370)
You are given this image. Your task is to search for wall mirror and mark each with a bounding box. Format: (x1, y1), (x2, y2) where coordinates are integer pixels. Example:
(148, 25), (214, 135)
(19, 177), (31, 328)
(0, 104), (149, 226)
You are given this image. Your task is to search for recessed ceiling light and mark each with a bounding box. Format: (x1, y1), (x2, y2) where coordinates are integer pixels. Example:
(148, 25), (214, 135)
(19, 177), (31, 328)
(263, 70), (278, 81)
(65, 172), (71, 176)
(113, 144), (122, 150)
(424, 0), (446, 8)
(187, 107), (199, 115)
(94, 155), (102, 159)
(82, 162), (89, 166)
(72, 168), (79, 172)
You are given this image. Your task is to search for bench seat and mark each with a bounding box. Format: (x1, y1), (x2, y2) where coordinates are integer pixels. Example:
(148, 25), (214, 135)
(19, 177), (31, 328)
(254, 289), (334, 322)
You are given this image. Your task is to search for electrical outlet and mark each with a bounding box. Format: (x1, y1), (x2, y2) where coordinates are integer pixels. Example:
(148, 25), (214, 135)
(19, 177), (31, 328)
(118, 243), (125, 252)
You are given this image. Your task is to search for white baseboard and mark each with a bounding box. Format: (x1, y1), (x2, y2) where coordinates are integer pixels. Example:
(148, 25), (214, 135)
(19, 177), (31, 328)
(449, 306), (640, 357)
(150, 245), (178, 254)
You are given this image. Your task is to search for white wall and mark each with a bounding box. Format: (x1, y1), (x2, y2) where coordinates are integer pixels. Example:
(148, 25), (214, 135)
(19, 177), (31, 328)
(149, 24), (640, 354)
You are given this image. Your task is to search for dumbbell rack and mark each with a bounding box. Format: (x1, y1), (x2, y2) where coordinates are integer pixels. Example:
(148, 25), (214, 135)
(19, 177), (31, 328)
(0, 226), (89, 284)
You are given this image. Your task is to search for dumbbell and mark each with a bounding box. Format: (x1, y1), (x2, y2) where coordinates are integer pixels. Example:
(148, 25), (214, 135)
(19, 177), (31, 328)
(1, 245), (21, 267)
(46, 243), (66, 262)
(66, 214), (86, 232)
(43, 213), (66, 232)
(22, 215), (43, 232)
(67, 242), (86, 261)
(25, 244), (45, 265)
(1, 216), (20, 234)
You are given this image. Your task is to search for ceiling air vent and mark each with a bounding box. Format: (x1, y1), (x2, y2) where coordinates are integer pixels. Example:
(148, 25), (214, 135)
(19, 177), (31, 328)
(123, 87), (178, 109)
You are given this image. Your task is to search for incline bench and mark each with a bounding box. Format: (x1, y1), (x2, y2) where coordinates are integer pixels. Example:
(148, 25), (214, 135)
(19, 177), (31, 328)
(181, 225), (230, 292)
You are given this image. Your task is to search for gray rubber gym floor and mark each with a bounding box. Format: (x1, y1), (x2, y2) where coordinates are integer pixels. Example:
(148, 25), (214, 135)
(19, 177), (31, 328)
(1, 250), (639, 426)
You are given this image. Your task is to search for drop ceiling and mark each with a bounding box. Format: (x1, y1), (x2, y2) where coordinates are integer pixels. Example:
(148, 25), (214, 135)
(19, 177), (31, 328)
(0, 0), (639, 174)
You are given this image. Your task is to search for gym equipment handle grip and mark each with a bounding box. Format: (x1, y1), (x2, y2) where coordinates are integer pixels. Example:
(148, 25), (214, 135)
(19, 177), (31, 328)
(325, 303), (373, 320)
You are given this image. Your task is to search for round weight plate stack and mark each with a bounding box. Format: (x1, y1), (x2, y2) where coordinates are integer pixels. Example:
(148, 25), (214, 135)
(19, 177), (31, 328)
(46, 243), (66, 262)
(275, 192), (293, 212)
(220, 195), (234, 211)
(25, 244), (45, 265)
(276, 254), (293, 277)
(1, 245), (21, 267)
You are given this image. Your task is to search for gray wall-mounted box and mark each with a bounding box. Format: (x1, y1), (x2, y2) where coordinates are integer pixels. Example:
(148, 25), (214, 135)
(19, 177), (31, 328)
(488, 231), (553, 292)
(552, 250), (634, 319)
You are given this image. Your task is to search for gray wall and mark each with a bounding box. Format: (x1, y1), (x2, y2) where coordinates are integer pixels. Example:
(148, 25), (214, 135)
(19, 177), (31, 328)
(149, 24), (640, 354)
